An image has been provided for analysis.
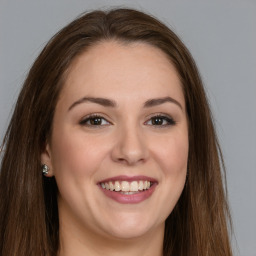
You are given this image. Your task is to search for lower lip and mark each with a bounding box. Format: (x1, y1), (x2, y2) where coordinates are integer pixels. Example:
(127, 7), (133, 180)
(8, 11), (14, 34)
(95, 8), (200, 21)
(99, 183), (157, 204)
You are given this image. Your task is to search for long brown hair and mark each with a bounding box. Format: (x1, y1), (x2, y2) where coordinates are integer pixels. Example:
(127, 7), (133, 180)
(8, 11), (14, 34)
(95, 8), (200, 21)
(0, 8), (232, 256)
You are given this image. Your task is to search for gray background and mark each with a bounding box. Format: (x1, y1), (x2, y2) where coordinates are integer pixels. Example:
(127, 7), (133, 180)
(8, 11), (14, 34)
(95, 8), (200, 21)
(0, 0), (255, 255)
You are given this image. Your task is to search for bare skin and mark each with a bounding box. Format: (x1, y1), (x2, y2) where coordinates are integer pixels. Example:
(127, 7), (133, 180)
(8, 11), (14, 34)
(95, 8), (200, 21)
(41, 41), (188, 256)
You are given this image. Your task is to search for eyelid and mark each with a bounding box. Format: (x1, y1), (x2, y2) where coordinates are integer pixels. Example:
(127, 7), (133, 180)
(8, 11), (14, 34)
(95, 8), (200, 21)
(144, 113), (176, 126)
(78, 112), (176, 127)
(79, 113), (112, 126)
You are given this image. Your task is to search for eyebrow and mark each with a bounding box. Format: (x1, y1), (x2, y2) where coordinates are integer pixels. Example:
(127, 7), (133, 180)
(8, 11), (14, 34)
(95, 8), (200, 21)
(68, 97), (116, 111)
(68, 96), (182, 111)
(144, 96), (182, 109)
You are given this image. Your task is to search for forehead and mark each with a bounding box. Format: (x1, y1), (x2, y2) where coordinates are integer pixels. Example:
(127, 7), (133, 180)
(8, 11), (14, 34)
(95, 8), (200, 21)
(60, 40), (184, 107)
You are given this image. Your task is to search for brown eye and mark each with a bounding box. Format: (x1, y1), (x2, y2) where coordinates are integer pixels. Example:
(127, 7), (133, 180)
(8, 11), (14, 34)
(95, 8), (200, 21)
(80, 115), (110, 126)
(89, 117), (103, 125)
(151, 117), (164, 125)
(146, 115), (176, 126)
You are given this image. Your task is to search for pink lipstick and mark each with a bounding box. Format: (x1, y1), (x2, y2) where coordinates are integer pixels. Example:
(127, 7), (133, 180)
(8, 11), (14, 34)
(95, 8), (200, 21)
(98, 175), (158, 204)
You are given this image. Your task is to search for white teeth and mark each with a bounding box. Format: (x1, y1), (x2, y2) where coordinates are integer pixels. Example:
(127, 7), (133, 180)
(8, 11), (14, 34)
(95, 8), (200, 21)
(130, 181), (138, 192)
(143, 181), (147, 190)
(109, 181), (114, 191)
(121, 181), (130, 192)
(114, 181), (121, 191)
(101, 180), (152, 192)
(138, 180), (144, 191)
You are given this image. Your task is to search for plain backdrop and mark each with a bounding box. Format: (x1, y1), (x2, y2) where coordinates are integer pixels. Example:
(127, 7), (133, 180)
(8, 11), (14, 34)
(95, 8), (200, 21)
(0, 0), (255, 255)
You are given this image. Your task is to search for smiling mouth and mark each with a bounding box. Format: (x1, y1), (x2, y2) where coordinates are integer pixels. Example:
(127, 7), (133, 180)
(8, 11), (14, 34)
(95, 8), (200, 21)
(100, 180), (153, 194)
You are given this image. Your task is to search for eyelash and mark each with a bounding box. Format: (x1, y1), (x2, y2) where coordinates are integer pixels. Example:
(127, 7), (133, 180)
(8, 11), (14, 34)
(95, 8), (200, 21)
(79, 114), (111, 126)
(79, 114), (176, 127)
(145, 114), (176, 127)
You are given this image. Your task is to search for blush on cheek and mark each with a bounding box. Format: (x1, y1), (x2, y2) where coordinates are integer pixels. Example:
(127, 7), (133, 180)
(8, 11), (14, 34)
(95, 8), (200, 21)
(158, 142), (188, 175)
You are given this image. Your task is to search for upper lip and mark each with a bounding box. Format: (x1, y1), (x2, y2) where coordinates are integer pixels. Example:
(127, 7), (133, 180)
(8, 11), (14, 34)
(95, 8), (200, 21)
(98, 175), (158, 184)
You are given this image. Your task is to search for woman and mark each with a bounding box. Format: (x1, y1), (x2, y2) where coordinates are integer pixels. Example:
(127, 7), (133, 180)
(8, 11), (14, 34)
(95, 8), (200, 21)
(0, 8), (232, 256)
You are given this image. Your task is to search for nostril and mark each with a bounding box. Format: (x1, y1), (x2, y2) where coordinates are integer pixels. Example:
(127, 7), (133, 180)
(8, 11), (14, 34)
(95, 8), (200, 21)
(116, 157), (145, 166)
(117, 157), (130, 164)
(117, 158), (125, 161)
(111, 134), (149, 165)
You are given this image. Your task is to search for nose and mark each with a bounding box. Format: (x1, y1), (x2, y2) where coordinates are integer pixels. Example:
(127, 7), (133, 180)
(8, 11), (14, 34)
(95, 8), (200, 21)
(111, 125), (149, 166)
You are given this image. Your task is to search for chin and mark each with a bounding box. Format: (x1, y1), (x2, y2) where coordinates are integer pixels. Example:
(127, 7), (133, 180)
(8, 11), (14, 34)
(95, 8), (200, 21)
(100, 214), (163, 240)
(107, 226), (152, 240)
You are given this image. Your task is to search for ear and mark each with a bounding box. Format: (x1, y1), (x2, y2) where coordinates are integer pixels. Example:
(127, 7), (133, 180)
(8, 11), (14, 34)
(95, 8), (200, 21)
(41, 143), (54, 177)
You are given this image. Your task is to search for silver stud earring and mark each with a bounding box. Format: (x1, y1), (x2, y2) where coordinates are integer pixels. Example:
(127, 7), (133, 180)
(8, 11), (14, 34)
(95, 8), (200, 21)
(42, 164), (50, 175)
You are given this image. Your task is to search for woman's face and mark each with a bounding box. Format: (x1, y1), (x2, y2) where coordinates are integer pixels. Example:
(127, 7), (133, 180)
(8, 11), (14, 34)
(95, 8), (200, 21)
(42, 41), (188, 240)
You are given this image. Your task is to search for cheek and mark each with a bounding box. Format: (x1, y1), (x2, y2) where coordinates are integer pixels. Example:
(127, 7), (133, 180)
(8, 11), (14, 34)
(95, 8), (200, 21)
(153, 133), (189, 177)
(50, 129), (108, 180)
(147, 131), (188, 222)
(49, 130), (111, 216)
